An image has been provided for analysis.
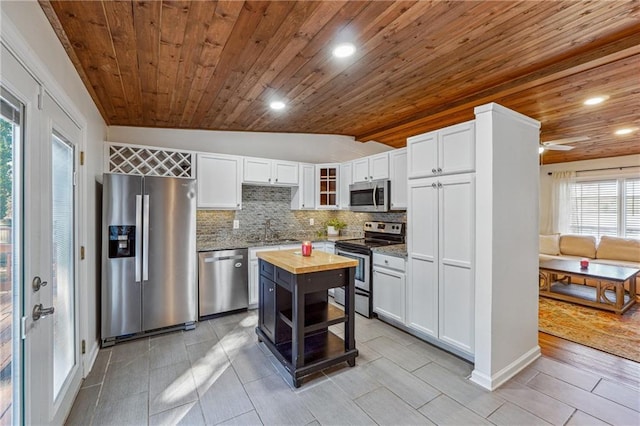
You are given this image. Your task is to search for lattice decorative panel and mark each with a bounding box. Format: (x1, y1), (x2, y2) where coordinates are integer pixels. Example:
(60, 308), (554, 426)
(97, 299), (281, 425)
(108, 144), (193, 178)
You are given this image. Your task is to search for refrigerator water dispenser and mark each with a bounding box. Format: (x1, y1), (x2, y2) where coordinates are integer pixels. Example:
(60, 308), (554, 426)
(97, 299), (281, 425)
(108, 225), (136, 258)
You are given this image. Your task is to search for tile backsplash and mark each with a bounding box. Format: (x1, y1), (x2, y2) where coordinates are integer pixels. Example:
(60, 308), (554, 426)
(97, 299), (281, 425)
(197, 185), (406, 241)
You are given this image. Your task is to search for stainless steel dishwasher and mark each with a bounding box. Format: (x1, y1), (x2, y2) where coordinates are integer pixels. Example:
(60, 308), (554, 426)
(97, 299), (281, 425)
(198, 249), (248, 317)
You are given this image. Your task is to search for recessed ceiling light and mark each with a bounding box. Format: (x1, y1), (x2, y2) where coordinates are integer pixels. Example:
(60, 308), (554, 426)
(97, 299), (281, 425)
(614, 127), (637, 136)
(269, 101), (286, 110)
(332, 43), (356, 58)
(583, 96), (608, 106)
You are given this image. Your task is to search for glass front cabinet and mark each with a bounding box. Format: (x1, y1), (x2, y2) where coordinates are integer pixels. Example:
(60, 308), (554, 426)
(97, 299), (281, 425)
(316, 164), (339, 209)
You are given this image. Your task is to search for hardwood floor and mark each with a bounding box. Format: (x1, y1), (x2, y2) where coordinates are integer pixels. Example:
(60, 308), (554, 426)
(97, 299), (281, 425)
(538, 332), (640, 389)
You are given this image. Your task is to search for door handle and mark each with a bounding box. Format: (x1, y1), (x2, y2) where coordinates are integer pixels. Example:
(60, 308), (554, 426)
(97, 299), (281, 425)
(143, 194), (150, 281)
(135, 195), (142, 282)
(32, 276), (48, 292)
(372, 183), (377, 209)
(32, 303), (55, 321)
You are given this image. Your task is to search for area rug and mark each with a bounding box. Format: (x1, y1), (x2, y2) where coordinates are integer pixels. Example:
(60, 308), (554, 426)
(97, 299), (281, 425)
(538, 297), (640, 363)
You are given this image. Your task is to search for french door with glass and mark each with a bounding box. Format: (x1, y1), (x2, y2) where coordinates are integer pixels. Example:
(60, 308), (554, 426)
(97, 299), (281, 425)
(1, 43), (82, 425)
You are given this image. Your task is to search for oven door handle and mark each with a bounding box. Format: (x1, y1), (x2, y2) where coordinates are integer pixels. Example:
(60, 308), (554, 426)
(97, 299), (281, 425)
(336, 249), (369, 258)
(354, 288), (369, 297)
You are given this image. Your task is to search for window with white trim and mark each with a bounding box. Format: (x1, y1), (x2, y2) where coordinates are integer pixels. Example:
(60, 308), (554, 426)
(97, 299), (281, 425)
(570, 177), (640, 239)
(626, 178), (640, 238)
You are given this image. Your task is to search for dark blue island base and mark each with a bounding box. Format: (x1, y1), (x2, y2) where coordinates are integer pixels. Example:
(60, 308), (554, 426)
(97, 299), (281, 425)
(255, 259), (358, 387)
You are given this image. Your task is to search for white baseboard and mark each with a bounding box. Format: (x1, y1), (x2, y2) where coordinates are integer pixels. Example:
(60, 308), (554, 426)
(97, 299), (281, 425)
(470, 345), (541, 390)
(84, 340), (100, 378)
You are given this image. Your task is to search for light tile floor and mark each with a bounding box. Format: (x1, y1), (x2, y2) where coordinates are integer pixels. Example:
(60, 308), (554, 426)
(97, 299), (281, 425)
(66, 310), (640, 425)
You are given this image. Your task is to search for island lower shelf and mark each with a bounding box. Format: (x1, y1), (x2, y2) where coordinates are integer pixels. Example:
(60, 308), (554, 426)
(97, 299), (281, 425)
(256, 328), (358, 379)
(255, 252), (358, 387)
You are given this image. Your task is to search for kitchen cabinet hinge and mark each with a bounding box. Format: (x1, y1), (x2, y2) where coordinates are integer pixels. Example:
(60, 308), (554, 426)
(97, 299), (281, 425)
(80, 151), (85, 166)
(80, 246), (85, 260)
(81, 339), (86, 354)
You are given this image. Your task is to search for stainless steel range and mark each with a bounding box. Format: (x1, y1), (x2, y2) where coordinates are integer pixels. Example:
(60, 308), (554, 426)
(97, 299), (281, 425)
(334, 221), (405, 318)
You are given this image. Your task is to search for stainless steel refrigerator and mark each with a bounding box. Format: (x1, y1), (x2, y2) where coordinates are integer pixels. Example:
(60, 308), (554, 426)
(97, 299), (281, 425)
(101, 173), (197, 346)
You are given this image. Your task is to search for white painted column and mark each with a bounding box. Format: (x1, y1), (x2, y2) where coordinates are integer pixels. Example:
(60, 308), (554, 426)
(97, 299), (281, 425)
(471, 103), (541, 390)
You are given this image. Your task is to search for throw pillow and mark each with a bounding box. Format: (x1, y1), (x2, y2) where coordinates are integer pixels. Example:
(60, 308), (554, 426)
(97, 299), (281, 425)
(596, 236), (640, 262)
(560, 234), (597, 258)
(539, 234), (560, 255)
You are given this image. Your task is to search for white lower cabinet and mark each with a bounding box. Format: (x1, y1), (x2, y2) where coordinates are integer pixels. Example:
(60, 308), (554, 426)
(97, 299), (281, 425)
(248, 246), (280, 308)
(312, 241), (334, 253)
(407, 173), (474, 356)
(372, 253), (406, 323)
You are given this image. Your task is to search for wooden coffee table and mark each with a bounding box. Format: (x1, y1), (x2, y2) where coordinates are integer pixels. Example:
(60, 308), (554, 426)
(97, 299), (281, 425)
(539, 259), (639, 315)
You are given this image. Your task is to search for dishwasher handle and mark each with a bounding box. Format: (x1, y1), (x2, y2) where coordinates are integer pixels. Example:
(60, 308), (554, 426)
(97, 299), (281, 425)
(203, 254), (245, 263)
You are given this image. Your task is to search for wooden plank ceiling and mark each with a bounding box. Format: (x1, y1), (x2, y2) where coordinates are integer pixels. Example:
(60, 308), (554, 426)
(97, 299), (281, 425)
(40, 0), (640, 164)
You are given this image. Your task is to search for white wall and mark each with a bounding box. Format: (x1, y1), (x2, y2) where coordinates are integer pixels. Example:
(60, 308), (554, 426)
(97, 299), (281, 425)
(472, 103), (541, 390)
(2, 1), (106, 372)
(539, 154), (640, 234)
(107, 126), (392, 163)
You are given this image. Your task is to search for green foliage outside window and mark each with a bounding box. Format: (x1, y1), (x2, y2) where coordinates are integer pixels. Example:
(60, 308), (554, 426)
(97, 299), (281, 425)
(0, 118), (13, 220)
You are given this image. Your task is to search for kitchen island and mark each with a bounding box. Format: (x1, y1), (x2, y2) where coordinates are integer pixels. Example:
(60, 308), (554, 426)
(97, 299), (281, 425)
(255, 249), (358, 387)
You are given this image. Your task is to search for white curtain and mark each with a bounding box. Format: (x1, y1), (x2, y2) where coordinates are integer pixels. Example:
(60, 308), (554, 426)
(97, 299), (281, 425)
(549, 171), (576, 234)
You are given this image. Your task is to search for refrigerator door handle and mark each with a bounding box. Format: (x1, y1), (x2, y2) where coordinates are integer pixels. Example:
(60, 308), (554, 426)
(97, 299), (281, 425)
(135, 195), (143, 282)
(143, 194), (150, 281)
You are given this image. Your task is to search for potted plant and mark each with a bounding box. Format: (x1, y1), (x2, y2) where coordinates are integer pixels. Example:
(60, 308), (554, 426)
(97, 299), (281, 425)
(325, 218), (347, 237)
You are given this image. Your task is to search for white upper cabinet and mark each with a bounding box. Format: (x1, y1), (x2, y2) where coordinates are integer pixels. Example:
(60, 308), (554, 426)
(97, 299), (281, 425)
(316, 163), (339, 209)
(273, 160), (299, 185)
(370, 152), (390, 180)
(339, 162), (352, 210)
(197, 153), (242, 209)
(291, 163), (315, 210)
(243, 157), (271, 183)
(243, 157), (299, 185)
(353, 152), (389, 183)
(352, 157), (370, 183)
(407, 120), (475, 179)
(389, 148), (407, 210)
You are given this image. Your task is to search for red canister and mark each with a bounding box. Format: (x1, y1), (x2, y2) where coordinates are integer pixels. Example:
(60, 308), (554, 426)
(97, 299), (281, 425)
(302, 241), (312, 256)
(580, 258), (589, 268)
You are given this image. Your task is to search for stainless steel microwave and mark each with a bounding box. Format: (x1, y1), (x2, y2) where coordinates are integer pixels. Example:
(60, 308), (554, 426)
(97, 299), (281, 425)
(349, 179), (390, 212)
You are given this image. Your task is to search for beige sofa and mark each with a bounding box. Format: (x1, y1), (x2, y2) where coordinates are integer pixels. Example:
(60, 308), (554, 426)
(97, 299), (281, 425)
(539, 234), (640, 297)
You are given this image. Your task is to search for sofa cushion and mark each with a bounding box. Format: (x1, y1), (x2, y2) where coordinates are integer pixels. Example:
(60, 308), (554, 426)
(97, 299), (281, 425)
(539, 234), (561, 255)
(596, 236), (640, 263)
(539, 253), (583, 262)
(590, 258), (640, 269)
(559, 234), (597, 258)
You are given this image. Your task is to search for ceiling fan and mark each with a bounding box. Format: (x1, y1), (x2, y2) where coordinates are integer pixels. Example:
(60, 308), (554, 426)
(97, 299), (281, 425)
(539, 136), (590, 152)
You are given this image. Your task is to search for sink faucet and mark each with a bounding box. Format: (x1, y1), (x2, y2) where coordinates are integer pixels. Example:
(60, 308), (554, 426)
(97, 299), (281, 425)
(264, 219), (272, 241)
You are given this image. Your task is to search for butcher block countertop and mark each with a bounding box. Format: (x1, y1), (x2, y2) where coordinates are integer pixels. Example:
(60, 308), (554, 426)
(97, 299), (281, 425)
(257, 249), (358, 274)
